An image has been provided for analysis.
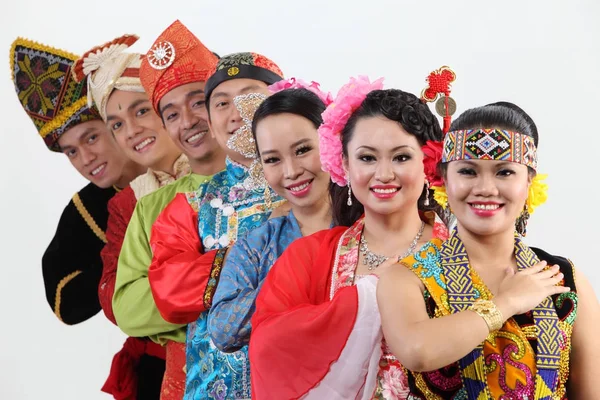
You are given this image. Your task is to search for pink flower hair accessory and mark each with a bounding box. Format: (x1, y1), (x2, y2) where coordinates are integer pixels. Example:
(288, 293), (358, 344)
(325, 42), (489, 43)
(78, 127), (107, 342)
(318, 76), (385, 186)
(268, 77), (334, 106)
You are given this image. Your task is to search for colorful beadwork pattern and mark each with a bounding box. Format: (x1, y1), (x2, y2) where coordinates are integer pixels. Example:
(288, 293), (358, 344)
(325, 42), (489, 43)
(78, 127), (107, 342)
(10, 38), (100, 151)
(442, 129), (538, 170)
(401, 229), (577, 399)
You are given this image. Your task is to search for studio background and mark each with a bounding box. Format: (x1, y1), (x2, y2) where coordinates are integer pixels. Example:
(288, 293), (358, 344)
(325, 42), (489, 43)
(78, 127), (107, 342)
(1, 0), (598, 398)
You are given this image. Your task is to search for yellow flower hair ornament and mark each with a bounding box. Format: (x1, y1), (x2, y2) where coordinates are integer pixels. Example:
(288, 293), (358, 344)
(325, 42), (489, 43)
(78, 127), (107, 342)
(525, 173), (548, 214)
(431, 185), (448, 209)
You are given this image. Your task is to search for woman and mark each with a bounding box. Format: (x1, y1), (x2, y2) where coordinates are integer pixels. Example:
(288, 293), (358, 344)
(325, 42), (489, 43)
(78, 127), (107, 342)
(377, 102), (600, 398)
(249, 76), (447, 399)
(206, 81), (337, 353)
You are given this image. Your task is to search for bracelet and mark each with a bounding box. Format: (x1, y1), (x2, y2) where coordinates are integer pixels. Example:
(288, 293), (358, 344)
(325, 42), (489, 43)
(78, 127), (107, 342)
(469, 299), (504, 332)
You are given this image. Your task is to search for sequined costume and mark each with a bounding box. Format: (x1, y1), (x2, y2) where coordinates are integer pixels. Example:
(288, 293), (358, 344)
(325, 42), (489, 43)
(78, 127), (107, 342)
(401, 230), (577, 399)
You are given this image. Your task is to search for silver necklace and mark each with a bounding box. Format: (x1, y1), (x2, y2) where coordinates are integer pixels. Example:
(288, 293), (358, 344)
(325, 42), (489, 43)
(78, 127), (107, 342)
(359, 221), (425, 270)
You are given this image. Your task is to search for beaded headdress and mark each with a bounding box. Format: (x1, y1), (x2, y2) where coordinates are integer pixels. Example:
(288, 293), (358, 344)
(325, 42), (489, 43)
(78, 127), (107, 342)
(442, 129), (538, 169)
(10, 38), (101, 151)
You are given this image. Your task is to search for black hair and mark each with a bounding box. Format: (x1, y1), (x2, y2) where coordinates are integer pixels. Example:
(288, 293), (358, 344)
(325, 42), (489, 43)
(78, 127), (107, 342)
(252, 88), (325, 148)
(331, 89), (444, 227)
(440, 101), (538, 177)
(251, 88), (348, 225)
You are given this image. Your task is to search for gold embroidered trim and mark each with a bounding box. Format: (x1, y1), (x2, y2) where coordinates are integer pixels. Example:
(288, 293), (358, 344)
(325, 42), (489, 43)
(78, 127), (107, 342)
(54, 270), (82, 322)
(203, 247), (228, 310)
(38, 97), (88, 137)
(10, 37), (79, 81)
(72, 193), (107, 243)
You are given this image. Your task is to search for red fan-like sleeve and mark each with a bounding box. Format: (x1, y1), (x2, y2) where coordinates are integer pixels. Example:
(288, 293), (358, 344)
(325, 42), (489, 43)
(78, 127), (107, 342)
(148, 193), (218, 325)
(99, 186), (137, 325)
(249, 227), (359, 400)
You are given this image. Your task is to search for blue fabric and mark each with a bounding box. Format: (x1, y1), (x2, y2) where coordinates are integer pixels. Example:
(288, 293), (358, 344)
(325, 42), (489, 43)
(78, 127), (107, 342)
(184, 158), (282, 400)
(207, 212), (302, 353)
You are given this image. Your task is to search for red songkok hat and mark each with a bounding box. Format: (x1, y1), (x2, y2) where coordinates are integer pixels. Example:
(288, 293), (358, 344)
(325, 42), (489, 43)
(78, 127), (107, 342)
(139, 20), (218, 114)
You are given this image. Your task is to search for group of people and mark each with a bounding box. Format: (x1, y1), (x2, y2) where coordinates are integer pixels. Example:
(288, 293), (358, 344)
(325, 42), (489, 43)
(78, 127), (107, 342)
(11, 18), (599, 400)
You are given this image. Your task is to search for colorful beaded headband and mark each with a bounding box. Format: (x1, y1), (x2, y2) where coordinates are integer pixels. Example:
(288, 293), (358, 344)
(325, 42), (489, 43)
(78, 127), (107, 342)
(442, 128), (538, 170)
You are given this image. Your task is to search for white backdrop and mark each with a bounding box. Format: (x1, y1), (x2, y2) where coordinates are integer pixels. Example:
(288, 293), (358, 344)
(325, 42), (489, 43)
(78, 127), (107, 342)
(1, 1), (598, 398)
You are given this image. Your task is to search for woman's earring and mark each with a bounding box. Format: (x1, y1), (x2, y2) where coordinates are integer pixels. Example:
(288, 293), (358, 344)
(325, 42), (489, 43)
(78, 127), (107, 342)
(347, 180), (353, 206)
(424, 180), (430, 207)
(515, 205), (530, 236)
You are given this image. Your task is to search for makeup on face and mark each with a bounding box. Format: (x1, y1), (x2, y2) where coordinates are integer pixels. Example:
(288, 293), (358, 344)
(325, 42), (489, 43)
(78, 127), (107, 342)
(256, 113), (330, 209)
(344, 116), (426, 216)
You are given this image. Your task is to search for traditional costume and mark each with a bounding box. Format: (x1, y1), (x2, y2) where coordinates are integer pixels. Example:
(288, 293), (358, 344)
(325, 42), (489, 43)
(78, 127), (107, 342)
(148, 52), (285, 399)
(72, 34), (190, 399)
(111, 21), (220, 400)
(249, 75), (451, 399)
(401, 128), (575, 399)
(10, 38), (115, 325)
(206, 79), (334, 353)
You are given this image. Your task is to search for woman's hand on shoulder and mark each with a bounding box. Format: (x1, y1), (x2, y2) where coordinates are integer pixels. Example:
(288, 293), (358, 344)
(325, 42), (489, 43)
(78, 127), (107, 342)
(495, 261), (570, 317)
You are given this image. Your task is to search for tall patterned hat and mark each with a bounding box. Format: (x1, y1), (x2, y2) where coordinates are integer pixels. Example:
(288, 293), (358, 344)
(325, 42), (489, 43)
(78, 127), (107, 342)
(73, 34), (144, 121)
(139, 20), (219, 115)
(10, 38), (101, 152)
(205, 52), (284, 104)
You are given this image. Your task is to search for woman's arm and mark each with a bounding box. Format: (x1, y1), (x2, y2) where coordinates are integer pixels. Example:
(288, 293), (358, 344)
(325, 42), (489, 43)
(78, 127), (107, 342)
(377, 266), (490, 371)
(568, 268), (600, 399)
(378, 261), (569, 372)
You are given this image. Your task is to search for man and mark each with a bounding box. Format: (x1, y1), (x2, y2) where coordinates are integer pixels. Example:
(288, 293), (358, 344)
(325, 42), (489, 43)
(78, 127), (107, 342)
(10, 37), (144, 326)
(112, 20), (225, 400)
(74, 31), (221, 398)
(147, 52), (285, 399)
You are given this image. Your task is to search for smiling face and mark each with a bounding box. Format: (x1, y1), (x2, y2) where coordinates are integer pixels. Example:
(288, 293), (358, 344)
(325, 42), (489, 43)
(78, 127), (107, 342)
(445, 159), (531, 236)
(207, 78), (270, 164)
(255, 112), (330, 210)
(57, 119), (130, 188)
(158, 81), (221, 163)
(344, 116), (426, 217)
(105, 89), (180, 170)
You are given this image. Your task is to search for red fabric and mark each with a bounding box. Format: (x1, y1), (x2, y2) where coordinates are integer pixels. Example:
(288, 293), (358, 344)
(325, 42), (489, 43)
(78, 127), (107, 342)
(148, 193), (219, 324)
(160, 341), (186, 400)
(139, 20), (218, 114)
(101, 337), (166, 400)
(422, 140), (444, 186)
(249, 227), (359, 400)
(100, 186), (137, 324)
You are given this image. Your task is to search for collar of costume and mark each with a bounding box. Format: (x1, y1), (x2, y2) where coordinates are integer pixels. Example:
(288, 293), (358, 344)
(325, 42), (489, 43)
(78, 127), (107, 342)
(72, 34), (144, 121)
(442, 128), (538, 170)
(10, 37), (101, 152)
(139, 20), (218, 115)
(205, 52), (284, 104)
(439, 228), (560, 399)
